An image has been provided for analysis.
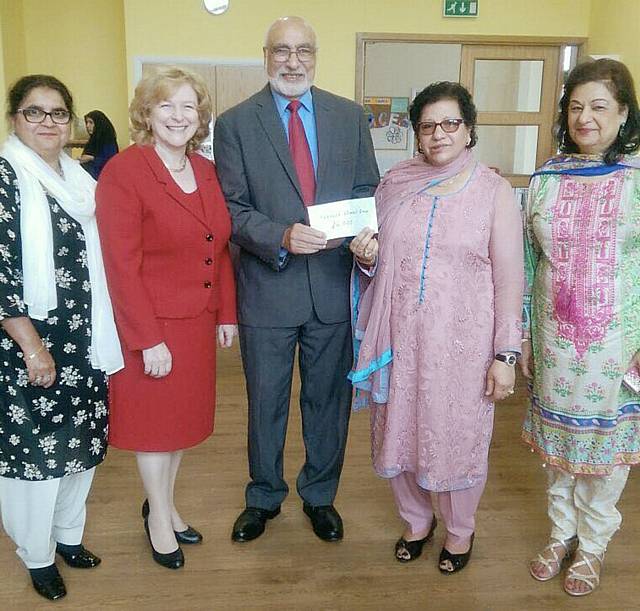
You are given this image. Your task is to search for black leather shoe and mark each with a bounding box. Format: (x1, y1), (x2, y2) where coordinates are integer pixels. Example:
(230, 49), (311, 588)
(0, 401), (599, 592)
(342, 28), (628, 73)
(29, 565), (67, 601)
(175, 526), (203, 545)
(56, 544), (101, 568)
(144, 518), (184, 569)
(231, 506), (281, 542)
(143, 499), (203, 544)
(303, 503), (343, 542)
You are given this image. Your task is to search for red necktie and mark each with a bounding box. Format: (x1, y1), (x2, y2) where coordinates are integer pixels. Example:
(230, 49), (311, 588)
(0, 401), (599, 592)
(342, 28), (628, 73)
(287, 100), (316, 206)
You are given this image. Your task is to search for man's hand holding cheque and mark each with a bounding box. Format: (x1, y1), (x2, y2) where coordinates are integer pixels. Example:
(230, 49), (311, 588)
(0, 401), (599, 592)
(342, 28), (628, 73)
(282, 223), (328, 254)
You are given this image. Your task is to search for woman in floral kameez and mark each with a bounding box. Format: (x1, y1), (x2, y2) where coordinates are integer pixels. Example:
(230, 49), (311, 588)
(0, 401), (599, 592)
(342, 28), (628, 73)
(522, 59), (640, 597)
(0, 75), (122, 601)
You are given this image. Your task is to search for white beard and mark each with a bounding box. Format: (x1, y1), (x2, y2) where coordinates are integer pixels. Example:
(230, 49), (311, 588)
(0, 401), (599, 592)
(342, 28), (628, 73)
(268, 71), (313, 99)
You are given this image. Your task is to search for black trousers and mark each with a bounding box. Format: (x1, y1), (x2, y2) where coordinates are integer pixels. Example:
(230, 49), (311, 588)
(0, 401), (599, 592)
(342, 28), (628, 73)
(239, 310), (352, 510)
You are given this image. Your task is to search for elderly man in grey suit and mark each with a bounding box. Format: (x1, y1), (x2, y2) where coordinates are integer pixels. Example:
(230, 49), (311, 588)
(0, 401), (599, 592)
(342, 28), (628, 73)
(213, 16), (379, 542)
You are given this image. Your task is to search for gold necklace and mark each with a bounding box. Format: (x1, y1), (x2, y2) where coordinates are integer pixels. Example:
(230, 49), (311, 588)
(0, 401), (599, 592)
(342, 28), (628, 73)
(167, 156), (188, 172)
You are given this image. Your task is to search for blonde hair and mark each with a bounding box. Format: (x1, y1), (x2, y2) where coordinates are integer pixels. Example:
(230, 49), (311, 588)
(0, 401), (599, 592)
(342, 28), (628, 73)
(129, 67), (212, 152)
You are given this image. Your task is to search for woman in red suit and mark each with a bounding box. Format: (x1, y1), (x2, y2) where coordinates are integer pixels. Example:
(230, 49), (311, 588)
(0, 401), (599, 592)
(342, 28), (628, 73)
(96, 67), (237, 569)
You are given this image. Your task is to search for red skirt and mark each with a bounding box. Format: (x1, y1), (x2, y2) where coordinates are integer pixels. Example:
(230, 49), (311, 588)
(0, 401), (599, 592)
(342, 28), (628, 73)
(108, 310), (217, 451)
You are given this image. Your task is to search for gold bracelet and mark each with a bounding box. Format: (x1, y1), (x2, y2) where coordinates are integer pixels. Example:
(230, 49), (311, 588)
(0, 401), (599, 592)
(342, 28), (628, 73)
(24, 342), (46, 361)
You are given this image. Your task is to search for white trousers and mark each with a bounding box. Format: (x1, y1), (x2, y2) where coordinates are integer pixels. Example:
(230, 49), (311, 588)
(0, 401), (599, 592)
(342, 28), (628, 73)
(0, 468), (95, 569)
(547, 465), (630, 555)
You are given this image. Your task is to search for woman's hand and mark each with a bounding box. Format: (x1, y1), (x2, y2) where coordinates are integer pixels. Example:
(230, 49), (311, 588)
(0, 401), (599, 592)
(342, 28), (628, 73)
(142, 342), (172, 378)
(0, 318), (55, 387)
(485, 359), (516, 401)
(519, 339), (534, 379)
(26, 345), (56, 388)
(217, 324), (237, 348)
(350, 227), (378, 267)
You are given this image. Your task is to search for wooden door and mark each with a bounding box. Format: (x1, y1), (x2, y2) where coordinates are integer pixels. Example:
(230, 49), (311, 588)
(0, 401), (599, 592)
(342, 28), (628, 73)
(460, 44), (561, 186)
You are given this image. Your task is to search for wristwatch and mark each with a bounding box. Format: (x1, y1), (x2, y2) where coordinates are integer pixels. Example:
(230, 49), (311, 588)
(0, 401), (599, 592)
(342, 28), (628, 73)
(495, 352), (517, 366)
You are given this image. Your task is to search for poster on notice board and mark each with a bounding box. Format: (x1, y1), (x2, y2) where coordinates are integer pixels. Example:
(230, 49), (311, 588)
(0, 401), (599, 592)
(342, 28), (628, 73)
(364, 97), (410, 151)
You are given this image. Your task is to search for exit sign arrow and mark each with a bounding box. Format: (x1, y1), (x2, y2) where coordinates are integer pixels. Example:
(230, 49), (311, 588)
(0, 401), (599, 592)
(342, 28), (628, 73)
(443, 0), (479, 17)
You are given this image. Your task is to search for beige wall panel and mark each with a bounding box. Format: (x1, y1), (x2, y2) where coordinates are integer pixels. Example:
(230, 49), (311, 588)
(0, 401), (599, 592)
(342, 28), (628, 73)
(215, 64), (266, 116)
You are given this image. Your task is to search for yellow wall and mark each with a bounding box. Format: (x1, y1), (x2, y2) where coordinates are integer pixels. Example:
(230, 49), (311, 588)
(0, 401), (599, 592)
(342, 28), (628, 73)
(588, 0), (640, 86)
(2, 0), (639, 148)
(123, 0), (592, 100)
(21, 0), (128, 147)
(0, 0), (27, 140)
(0, 0), (128, 146)
(0, 0), (26, 89)
(0, 17), (4, 142)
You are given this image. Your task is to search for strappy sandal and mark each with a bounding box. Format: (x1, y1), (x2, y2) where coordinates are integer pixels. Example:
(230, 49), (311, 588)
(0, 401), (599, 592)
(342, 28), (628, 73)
(394, 517), (437, 563)
(564, 549), (604, 597)
(529, 536), (578, 582)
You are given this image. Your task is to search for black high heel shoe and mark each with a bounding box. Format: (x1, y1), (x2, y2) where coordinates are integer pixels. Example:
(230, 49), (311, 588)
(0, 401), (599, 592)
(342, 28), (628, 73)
(143, 517), (184, 569)
(439, 533), (474, 574)
(395, 516), (437, 562)
(142, 499), (203, 544)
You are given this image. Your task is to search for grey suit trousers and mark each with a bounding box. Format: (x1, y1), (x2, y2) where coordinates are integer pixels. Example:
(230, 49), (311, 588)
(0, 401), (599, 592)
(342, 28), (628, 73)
(239, 310), (352, 509)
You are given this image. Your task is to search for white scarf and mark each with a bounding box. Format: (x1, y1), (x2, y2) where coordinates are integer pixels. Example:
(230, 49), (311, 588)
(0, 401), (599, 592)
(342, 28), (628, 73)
(1, 134), (123, 374)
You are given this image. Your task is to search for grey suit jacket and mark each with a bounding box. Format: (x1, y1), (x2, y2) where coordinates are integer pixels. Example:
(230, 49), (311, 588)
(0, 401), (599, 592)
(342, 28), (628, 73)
(214, 85), (379, 327)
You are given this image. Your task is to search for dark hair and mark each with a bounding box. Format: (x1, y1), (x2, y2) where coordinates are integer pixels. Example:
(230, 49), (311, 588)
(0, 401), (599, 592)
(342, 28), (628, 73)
(557, 58), (640, 164)
(409, 81), (477, 148)
(83, 110), (118, 157)
(7, 74), (74, 120)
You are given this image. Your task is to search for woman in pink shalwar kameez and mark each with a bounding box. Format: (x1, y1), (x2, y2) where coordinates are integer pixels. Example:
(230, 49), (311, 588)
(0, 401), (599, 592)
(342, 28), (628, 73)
(350, 82), (524, 573)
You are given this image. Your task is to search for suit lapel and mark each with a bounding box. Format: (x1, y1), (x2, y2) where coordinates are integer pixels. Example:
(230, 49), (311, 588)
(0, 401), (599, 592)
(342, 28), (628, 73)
(313, 88), (333, 200)
(139, 145), (210, 228)
(255, 85), (305, 203)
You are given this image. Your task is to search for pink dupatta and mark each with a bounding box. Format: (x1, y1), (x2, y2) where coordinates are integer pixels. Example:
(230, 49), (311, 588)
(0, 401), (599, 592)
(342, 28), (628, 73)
(349, 149), (475, 409)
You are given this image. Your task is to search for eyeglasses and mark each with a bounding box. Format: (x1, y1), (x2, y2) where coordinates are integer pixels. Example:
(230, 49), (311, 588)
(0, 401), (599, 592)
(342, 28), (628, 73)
(16, 107), (72, 125)
(269, 46), (316, 63)
(417, 118), (465, 136)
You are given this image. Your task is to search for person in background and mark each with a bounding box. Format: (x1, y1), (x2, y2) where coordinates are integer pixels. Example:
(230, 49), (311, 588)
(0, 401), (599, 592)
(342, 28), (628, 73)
(78, 110), (118, 180)
(0, 74), (122, 601)
(96, 67), (237, 570)
(350, 81), (523, 574)
(522, 58), (640, 597)
(214, 16), (379, 544)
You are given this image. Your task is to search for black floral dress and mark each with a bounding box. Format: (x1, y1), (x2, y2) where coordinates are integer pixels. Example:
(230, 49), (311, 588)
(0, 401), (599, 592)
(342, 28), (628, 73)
(0, 157), (108, 480)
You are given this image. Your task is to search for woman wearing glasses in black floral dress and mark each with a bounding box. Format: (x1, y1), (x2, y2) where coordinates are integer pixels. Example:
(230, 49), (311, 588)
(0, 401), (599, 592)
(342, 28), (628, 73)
(0, 75), (122, 601)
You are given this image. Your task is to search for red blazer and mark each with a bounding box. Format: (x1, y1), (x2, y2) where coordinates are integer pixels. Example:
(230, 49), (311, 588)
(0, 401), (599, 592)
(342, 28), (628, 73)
(96, 144), (237, 352)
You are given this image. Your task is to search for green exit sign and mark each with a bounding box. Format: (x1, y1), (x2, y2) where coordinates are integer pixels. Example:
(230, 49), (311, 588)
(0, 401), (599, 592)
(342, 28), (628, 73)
(443, 0), (479, 17)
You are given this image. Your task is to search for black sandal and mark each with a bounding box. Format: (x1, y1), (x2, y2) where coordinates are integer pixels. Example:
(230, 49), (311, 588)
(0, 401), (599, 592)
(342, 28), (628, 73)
(394, 517), (437, 563)
(439, 533), (474, 574)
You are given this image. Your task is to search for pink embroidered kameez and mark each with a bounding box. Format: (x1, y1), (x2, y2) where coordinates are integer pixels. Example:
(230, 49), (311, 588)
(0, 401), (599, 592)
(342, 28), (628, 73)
(353, 162), (523, 492)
